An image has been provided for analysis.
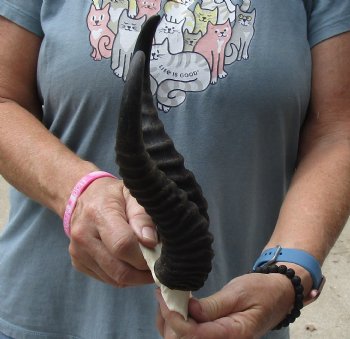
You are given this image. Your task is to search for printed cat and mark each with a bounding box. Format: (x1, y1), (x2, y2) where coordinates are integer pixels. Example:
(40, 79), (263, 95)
(183, 29), (202, 51)
(136, 0), (161, 19)
(194, 20), (232, 84)
(193, 4), (218, 34)
(88, 0), (257, 113)
(225, 5), (256, 64)
(129, 0), (138, 18)
(155, 15), (185, 54)
(103, 0), (129, 33)
(163, 0), (195, 33)
(111, 10), (146, 80)
(239, 0), (251, 12)
(150, 39), (211, 112)
(87, 3), (115, 61)
(201, 0), (236, 24)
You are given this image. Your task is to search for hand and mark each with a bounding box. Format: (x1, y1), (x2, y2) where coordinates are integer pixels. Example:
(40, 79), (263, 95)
(156, 273), (295, 339)
(68, 177), (158, 287)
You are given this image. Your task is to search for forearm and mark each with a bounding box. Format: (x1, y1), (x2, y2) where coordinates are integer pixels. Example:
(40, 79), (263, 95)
(266, 139), (350, 263)
(265, 32), (350, 265)
(0, 100), (98, 217)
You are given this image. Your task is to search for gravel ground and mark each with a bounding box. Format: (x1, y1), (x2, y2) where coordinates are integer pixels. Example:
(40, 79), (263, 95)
(0, 175), (349, 338)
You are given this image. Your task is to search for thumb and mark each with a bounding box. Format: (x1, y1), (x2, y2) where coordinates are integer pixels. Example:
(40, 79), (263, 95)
(189, 289), (236, 322)
(129, 213), (158, 248)
(123, 187), (158, 248)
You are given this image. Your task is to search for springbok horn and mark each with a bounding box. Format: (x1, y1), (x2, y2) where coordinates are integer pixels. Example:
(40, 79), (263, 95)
(116, 15), (214, 291)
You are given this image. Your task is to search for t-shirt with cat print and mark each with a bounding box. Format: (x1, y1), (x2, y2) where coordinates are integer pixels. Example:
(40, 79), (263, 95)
(0, 1), (350, 339)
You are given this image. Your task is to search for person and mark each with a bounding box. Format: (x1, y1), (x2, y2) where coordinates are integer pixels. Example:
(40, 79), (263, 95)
(0, 1), (349, 338)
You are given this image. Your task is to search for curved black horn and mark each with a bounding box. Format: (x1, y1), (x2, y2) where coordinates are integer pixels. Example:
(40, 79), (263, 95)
(116, 16), (214, 291)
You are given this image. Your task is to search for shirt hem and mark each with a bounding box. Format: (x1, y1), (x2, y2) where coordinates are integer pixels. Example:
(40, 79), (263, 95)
(309, 15), (350, 48)
(0, 317), (80, 339)
(0, 1), (43, 37)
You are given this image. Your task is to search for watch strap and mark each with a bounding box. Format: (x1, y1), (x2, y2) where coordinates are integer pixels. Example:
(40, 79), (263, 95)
(253, 246), (324, 290)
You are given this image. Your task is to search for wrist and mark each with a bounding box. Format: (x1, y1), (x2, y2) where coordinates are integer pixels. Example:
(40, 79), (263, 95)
(251, 264), (305, 329)
(277, 262), (313, 298)
(56, 161), (99, 218)
(253, 245), (325, 305)
(62, 169), (118, 237)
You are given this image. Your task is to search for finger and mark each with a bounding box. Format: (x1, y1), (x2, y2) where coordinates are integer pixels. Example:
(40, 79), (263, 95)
(123, 187), (158, 248)
(164, 325), (179, 339)
(155, 288), (183, 339)
(156, 303), (165, 337)
(192, 318), (245, 339)
(87, 236), (154, 286)
(71, 226), (154, 286)
(69, 220), (117, 284)
(96, 208), (150, 271)
(157, 290), (244, 339)
(189, 296), (226, 323)
(156, 289), (193, 336)
(69, 179), (150, 272)
(129, 213), (158, 248)
(189, 285), (239, 322)
(69, 242), (124, 286)
(188, 296), (224, 323)
(71, 257), (112, 284)
(70, 216), (154, 285)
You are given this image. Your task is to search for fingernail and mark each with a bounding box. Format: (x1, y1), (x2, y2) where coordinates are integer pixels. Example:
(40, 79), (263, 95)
(142, 226), (158, 242)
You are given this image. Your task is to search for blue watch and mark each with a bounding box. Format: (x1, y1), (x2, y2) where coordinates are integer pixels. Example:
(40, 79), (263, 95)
(253, 245), (325, 304)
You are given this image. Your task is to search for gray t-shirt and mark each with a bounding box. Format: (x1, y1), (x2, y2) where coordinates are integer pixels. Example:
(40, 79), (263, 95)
(0, 1), (349, 338)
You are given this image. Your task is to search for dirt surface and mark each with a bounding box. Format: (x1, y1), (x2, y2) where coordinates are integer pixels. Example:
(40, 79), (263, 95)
(290, 219), (350, 338)
(0, 175), (349, 338)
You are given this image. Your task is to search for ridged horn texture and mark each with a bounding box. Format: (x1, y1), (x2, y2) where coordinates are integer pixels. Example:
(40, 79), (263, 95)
(116, 15), (214, 291)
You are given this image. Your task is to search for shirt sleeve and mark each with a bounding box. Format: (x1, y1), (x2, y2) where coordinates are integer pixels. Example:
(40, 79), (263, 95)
(307, 0), (350, 48)
(0, 0), (43, 37)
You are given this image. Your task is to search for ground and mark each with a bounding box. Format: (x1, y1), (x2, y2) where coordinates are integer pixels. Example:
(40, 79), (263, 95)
(0, 176), (349, 338)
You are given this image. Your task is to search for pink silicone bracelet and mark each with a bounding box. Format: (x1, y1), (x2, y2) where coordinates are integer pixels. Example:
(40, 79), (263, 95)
(63, 171), (117, 237)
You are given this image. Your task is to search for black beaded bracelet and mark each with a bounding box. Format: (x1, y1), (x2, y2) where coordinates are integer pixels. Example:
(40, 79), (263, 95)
(250, 264), (304, 330)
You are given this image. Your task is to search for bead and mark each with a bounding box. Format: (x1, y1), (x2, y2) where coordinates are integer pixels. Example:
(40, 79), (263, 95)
(286, 268), (295, 279)
(292, 276), (301, 286)
(269, 265), (279, 273)
(291, 308), (301, 318)
(295, 294), (304, 302)
(274, 324), (282, 330)
(281, 318), (290, 327)
(295, 285), (304, 294)
(250, 264), (304, 330)
(295, 299), (304, 309)
(255, 267), (262, 273)
(288, 316), (297, 324)
(261, 266), (269, 274)
(278, 265), (287, 274)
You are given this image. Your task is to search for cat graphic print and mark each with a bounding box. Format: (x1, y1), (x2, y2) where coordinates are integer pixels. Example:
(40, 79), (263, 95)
(87, 0), (256, 112)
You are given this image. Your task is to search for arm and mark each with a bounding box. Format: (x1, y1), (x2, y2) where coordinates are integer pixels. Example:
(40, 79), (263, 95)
(157, 32), (350, 338)
(0, 17), (157, 287)
(265, 31), (350, 262)
(0, 16), (95, 216)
